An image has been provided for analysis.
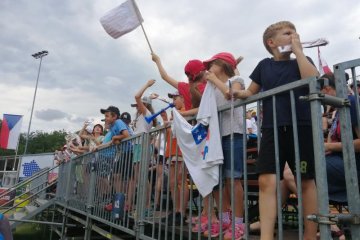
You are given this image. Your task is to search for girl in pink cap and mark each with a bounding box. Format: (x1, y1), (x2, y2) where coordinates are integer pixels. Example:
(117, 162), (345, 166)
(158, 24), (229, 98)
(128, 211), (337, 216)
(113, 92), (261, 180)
(201, 52), (246, 240)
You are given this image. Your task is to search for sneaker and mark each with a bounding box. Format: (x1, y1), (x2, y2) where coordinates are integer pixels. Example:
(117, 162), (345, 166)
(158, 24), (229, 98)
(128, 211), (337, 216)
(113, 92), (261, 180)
(187, 215), (207, 225)
(223, 223), (245, 240)
(203, 221), (231, 238)
(192, 222), (208, 233)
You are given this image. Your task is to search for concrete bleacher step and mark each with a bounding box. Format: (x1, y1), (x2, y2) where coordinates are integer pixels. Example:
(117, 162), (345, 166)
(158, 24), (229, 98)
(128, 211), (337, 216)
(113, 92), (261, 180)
(12, 212), (26, 220)
(9, 198), (56, 230)
(35, 198), (49, 206)
(25, 205), (38, 213)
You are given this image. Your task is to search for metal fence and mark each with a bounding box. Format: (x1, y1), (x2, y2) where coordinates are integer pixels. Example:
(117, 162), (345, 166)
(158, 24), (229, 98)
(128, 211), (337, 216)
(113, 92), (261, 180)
(55, 58), (360, 240)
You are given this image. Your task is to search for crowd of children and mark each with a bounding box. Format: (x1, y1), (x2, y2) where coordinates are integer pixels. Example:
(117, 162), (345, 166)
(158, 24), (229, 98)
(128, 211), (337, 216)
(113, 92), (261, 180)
(54, 20), (359, 240)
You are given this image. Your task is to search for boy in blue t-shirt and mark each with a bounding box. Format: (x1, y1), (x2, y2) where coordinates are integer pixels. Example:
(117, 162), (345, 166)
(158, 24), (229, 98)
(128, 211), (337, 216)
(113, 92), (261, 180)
(100, 106), (132, 144)
(232, 21), (319, 239)
(100, 106), (133, 211)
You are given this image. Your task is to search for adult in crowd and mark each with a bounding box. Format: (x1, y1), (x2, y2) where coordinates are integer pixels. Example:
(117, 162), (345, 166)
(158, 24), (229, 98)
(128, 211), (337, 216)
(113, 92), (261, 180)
(319, 73), (360, 203)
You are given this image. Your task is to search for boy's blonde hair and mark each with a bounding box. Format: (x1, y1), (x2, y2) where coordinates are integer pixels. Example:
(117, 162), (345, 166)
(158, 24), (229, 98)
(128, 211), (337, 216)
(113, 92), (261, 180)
(263, 21), (296, 55)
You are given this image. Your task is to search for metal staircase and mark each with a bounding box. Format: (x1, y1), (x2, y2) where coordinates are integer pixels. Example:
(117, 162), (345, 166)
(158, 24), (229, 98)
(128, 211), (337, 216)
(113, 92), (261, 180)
(0, 164), (60, 230)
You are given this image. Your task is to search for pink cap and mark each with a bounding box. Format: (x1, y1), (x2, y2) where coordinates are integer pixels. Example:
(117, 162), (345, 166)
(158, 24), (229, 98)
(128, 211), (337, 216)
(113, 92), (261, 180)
(203, 52), (236, 69)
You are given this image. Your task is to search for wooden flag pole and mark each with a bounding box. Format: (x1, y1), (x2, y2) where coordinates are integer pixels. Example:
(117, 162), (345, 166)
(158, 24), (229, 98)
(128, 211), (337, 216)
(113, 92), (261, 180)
(139, 23), (154, 53)
(132, 0), (154, 53)
(14, 131), (24, 184)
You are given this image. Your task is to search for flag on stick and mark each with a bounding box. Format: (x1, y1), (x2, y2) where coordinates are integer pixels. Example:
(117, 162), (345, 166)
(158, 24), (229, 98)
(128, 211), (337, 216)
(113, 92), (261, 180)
(318, 47), (332, 75)
(302, 38), (329, 48)
(100, 0), (143, 39)
(0, 114), (23, 150)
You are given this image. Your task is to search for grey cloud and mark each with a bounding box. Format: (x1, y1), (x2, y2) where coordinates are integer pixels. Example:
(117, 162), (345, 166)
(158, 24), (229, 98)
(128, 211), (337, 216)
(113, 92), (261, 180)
(1, 0), (360, 133)
(35, 108), (88, 124)
(67, 116), (88, 124)
(35, 109), (70, 121)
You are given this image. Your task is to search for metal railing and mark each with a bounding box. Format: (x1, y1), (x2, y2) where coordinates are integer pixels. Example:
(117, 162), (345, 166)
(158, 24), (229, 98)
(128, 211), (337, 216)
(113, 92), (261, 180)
(55, 58), (360, 240)
(0, 164), (60, 216)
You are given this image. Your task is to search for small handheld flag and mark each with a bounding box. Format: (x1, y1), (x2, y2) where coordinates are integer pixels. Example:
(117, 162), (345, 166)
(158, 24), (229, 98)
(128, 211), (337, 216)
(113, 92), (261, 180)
(318, 47), (332, 75)
(302, 38), (329, 48)
(191, 123), (208, 145)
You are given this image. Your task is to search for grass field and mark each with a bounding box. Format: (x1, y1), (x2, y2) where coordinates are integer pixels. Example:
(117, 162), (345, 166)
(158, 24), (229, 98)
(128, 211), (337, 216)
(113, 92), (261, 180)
(12, 223), (59, 240)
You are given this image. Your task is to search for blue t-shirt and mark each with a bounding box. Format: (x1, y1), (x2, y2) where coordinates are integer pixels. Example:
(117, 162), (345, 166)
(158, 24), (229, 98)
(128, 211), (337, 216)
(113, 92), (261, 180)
(110, 119), (133, 136)
(102, 131), (113, 144)
(109, 119), (133, 151)
(250, 57), (315, 128)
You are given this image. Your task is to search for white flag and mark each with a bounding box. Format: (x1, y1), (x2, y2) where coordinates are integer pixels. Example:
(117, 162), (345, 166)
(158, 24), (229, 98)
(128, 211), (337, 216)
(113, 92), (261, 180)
(172, 109), (220, 197)
(171, 83), (223, 197)
(100, 0), (143, 39)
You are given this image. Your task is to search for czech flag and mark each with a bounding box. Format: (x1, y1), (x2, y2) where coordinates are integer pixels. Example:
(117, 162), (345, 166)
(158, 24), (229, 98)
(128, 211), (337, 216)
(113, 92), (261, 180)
(0, 114), (23, 150)
(318, 47), (332, 75)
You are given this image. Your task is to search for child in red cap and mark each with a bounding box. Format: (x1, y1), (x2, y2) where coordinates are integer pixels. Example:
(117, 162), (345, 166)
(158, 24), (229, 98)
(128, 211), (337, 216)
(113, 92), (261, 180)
(201, 52), (246, 239)
(151, 53), (207, 110)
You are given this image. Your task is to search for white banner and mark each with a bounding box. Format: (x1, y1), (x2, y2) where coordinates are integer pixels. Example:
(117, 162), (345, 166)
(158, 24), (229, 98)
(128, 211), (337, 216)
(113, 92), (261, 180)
(19, 153), (57, 181)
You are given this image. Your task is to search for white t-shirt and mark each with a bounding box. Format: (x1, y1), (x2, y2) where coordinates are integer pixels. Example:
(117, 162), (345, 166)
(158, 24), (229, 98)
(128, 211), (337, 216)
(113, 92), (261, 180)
(196, 82), (224, 168)
(251, 117), (258, 135)
(158, 130), (166, 156)
(171, 82), (223, 197)
(134, 110), (152, 134)
(172, 109), (219, 197)
(246, 119), (253, 134)
(214, 76), (245, 136)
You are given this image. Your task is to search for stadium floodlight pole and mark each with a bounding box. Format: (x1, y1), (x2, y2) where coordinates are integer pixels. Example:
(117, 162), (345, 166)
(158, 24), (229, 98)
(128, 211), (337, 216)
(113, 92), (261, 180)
(23, 50), (49, 155)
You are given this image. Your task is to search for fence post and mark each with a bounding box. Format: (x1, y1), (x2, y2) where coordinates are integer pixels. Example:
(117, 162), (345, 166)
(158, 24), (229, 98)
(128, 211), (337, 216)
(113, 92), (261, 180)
(308, 77), (332, 239)
(84, 153), (97, 240)
(334, 61), (360, 238)
(60, 160), (75, 238)
(137, 132), (151, 240)
(64, 160), (74, 203)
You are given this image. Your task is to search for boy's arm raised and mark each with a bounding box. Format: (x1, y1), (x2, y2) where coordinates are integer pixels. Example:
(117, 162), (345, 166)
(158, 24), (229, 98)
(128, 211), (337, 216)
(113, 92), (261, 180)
(151, 53), (179, 89)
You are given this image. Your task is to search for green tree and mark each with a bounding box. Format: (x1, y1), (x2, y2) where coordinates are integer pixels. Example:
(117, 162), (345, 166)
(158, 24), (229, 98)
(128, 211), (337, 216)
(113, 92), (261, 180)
(0, 119), (68, 156)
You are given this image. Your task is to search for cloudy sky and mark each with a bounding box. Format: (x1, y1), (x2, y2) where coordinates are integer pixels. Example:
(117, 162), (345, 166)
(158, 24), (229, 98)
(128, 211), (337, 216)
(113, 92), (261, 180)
(1, 0), (359, 133)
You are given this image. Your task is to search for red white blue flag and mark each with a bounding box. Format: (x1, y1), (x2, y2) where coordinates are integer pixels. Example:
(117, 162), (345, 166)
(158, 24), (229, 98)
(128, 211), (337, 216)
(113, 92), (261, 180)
(318, 47), (332, 75)
(0, 114), (23, 150)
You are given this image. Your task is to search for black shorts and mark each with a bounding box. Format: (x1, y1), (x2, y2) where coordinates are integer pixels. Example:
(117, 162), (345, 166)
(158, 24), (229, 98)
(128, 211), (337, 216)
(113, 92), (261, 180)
(257, 126), (315, 180)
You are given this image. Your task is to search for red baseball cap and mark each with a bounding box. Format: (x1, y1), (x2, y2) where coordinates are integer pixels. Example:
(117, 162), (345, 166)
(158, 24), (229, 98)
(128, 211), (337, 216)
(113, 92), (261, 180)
(203, 52), (237, 70)
(184, 60), (206, 81)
